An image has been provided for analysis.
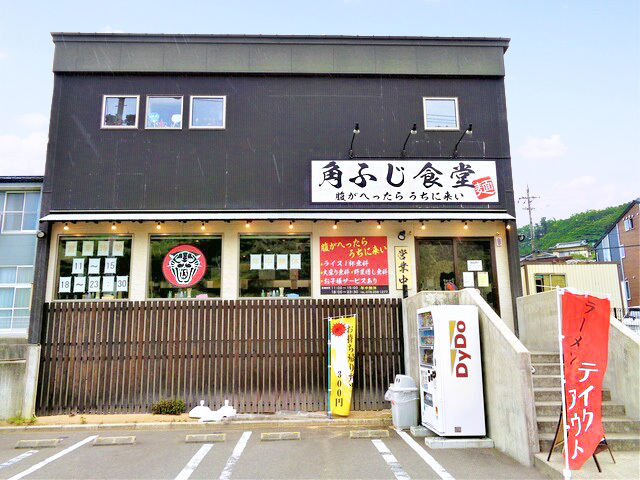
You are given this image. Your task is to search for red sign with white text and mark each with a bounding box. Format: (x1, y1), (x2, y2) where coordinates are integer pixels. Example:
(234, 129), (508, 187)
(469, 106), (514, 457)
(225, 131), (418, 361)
(320, 236), (389, 294)
(561, 292), (610, 471)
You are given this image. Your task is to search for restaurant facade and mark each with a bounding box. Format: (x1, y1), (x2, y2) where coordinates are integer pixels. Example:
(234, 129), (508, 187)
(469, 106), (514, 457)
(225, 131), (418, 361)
(30, 34), (521, 414)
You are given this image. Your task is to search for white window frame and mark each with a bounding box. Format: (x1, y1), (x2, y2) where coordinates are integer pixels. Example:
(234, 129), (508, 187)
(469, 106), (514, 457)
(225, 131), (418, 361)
(101, 95), (140, 129)
(145, 95), (184, 130)
(189, 96), (227, 130)
(423, 97), (460, 131)
(620, 244), (625, 258)
(1, 190), (40, 233)
(0, 265), (34, 333)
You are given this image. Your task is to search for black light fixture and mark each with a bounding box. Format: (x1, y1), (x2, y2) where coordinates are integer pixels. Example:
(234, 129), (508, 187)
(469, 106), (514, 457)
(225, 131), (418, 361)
(333, 221), (338, 230)
(376, 220), (382, 229)
(349, 123), (360, 159)
(397, 230), (406, 241)
(452, 124), (473, 158)
(401, 123), (418, 157)
(245, 220), (251, 228)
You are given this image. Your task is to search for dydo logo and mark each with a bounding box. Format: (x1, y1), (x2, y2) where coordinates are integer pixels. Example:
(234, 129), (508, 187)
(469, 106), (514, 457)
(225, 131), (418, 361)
(449, 320), (471, 377)
(162, 244), (207, 288)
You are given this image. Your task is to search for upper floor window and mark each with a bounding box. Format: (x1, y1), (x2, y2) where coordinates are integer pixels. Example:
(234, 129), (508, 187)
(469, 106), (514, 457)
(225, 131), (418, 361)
(1, 191), (40, 232)
(624, 218), (634, 231)
(423, 97), (459, 130)
(146, 96), (183, 129)
(102, 95), (139, 128)
(190, 96), (226, 129)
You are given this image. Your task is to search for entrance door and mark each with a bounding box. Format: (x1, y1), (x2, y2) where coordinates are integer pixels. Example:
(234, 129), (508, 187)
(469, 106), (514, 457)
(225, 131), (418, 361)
(415, 238), (499, 314)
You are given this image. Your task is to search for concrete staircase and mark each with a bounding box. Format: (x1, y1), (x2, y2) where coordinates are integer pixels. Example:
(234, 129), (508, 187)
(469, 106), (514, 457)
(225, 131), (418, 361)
(531, 352), (640, 452)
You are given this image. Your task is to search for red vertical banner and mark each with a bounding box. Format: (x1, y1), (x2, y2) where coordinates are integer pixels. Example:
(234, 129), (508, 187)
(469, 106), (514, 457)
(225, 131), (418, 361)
(561, 292), (610, 471)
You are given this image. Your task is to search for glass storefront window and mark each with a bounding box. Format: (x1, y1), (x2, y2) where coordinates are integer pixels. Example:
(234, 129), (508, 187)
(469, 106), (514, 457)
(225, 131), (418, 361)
(148, 236), (221, 298)
(239, 235), (311, 297)
(55, 236), (132, 300)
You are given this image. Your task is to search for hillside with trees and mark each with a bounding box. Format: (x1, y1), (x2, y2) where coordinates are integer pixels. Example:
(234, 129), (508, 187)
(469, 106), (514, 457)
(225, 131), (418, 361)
(517, 203), (628, 256)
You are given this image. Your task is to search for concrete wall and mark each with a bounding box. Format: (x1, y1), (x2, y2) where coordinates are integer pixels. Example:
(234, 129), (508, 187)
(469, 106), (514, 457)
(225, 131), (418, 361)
(516, 290), (559, 353)
(516, 290), (640, 419)
(0, 341), (40, 420)
(404, 289), (537, 466)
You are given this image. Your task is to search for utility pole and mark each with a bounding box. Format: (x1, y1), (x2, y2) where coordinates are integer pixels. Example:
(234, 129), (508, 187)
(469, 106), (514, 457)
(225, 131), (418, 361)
(518, 185), (539, 255)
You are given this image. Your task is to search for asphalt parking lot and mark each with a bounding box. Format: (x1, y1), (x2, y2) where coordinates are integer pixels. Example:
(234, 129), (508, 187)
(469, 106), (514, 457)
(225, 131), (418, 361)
(0, 426), (546, 480)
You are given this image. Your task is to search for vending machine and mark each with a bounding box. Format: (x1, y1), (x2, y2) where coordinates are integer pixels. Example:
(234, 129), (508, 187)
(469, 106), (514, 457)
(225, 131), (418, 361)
(417, 305), (485, 436)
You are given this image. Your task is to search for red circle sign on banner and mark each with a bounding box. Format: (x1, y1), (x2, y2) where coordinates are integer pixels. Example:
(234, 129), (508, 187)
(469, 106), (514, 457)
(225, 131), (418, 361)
(162, 244), (207, 288)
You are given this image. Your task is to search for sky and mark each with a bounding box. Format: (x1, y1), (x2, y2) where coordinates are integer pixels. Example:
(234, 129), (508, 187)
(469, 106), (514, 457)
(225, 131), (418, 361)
(0, 0), (638, 226)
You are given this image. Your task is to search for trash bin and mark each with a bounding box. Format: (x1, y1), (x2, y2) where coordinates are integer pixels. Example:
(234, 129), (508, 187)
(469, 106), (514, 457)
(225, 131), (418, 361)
(384, 374), (419, 429)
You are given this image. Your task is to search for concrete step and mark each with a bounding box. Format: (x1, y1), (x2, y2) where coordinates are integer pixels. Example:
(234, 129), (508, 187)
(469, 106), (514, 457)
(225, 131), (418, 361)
(530, 353), (560, 364)
(532, 363), (561, 375)
(539, 432), (640, 452)
(534, 387), (611, 403)
(537, 416), (640, 434)
(536, 401), (627, 418)
(532, 375), (561, 388)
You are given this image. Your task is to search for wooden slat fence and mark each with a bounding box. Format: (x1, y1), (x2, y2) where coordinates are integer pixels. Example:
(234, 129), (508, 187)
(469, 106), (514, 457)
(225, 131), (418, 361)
(36, 298), (404, 415)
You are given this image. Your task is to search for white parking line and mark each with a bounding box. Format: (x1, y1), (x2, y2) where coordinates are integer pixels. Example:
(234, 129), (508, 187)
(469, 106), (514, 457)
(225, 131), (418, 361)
(219, 431), (251, 480)
(174, 443), (214, 480)
(0, 451), (38, 470)
(7, 435), (98, 480)
(372, 439), (411, 480)
(396, 431), (455, 480)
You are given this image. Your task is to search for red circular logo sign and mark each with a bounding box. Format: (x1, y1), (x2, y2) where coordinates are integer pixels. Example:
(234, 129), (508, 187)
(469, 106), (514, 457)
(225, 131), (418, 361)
(162, 245), (207, 288)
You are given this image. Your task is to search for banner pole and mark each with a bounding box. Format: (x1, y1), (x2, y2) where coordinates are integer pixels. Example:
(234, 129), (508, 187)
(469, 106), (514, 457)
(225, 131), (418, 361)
(556, 288), (572, 480)
(327, 316), (332, 419)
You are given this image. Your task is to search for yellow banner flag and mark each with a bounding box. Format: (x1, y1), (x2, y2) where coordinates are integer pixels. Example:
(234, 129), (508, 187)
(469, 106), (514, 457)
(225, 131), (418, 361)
(329, 315), (356, 416)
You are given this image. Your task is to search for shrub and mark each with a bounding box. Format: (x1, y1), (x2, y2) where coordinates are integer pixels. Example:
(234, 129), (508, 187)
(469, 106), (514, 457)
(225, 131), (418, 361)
(7, 416), (37, 426)
(151, 399), (185, 415)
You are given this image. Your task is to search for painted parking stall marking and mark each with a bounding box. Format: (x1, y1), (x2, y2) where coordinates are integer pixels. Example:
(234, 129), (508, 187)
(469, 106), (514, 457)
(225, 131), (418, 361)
(7, 435), (98, 480)
(219, 431), (251, 480)
(0, 451), (38, 471)
(396, 431), (455, 480)
(174, 443), (214, 480)
(372, 439), (411, 480)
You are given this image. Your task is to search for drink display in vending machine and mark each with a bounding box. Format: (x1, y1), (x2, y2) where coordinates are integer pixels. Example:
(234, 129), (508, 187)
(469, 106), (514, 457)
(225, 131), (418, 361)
(417, 305), (485, 436)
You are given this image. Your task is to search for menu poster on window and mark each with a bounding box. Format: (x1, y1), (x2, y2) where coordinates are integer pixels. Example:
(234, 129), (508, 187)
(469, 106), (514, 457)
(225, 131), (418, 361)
(477, 272), (490, 288)
(97, 241), (110, 256)
(263, 254), (275, 270)
(463, 271), (475, 288)
(290, 253), (302, 270)
(73, 276), (86, 293)
(102, 276), (115, 292)
(88, 258), (101, 274)
(467, 260), (483, 271)
(250, 254), (262, 270)
(104, 258), (117, 274)
(72, 258), (85, 275)
(65, 241), (77, 257)
(116, 276), (129, 292)
(276, 254), (288, 270)
(88, 276), (101, 293)
(82, 241), (94, 256)
(59, 276), (71, 293)
(319, 236), (389, 295)
(112, 241), (125, 257)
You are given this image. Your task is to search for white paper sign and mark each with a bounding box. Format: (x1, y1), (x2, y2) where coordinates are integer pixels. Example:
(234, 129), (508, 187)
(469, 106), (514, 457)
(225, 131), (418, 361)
(88, 258), (101, 274)
(112, 241), (124, 257)
(72, 257), (85, 274)
(290, 253), (302, 270)
(59, 276), (71, 293)
(276, 254), (288, 270)
(73, 276), (86, 293)
(82, 241), (94, 256)
(463, 271), (475, 288)
(250, 254), (262, 270)
(104, 258), (117, 274)
(88, 276), (101, 293)
(467, 260), (483, 271)
(263, 254), (275, 270)
(65, 241), (77, 257)
(97, 241), (110, 256)
(116, 276), (129, 292)
(102, 276), (115, 292)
